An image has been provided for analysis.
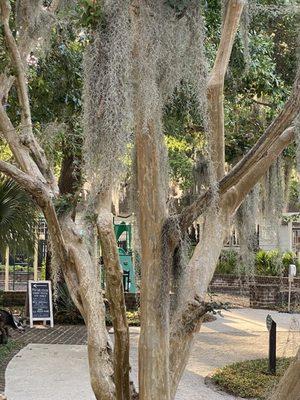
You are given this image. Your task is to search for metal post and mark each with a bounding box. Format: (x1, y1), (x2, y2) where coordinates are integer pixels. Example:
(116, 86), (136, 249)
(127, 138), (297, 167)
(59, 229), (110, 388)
(288, 277), (292, 313)
(266, 315), (276, 375)
(269, 321), (276, 374)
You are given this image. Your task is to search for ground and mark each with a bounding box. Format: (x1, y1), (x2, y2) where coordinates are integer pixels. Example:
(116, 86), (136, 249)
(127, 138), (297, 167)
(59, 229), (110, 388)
(3, 308), (299, 400)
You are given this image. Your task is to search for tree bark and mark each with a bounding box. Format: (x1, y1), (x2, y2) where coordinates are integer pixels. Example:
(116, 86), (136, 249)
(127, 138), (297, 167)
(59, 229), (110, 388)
(97, 208), (131, 400)
(272, 348), (300, 400)
(169, 209), (229, 398)
(208, 0), (245, 180)
(58, 217), (116, 400)
(136, 120), (170, 400)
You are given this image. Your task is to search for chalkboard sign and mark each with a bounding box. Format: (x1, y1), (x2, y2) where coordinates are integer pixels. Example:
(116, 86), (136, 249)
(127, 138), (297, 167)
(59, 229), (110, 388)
(28, 281), (54, 328)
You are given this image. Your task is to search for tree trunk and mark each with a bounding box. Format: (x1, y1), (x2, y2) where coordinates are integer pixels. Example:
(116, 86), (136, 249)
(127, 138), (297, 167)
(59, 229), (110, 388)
(169, 210), (228, 398)
(136, 120), (170, 400)
(97, 209), (131, 400)
(272, 348), (300, 400)
(50, 215), (116, 400)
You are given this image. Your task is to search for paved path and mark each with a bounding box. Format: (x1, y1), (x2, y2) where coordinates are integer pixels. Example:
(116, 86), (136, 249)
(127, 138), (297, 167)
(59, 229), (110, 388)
(5, 309), (300, 400)
(0, 325), (87, 392)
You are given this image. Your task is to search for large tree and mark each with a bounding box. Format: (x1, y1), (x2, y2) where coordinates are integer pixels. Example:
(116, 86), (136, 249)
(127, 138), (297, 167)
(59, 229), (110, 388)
(0, 1), (299, 400)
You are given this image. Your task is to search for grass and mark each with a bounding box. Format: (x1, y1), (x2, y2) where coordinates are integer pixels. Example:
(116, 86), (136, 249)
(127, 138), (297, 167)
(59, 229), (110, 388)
(212, 357), (292, 399)
(0, 340), (23, 365)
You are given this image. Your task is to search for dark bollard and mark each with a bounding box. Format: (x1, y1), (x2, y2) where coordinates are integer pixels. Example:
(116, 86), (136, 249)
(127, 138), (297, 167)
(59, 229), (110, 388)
(266, 314), (276, 374)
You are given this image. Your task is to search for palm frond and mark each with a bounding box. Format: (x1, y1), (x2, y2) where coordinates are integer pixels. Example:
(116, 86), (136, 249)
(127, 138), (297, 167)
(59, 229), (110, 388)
(0, 175), (37, 253)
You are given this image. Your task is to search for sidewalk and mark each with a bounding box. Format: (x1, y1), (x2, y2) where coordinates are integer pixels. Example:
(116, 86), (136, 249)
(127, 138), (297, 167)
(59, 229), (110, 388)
(5, 309), (300, 399)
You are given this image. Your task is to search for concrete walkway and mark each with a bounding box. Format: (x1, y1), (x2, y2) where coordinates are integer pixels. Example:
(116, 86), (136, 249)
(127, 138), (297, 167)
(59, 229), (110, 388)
(5, 309), (300, 400)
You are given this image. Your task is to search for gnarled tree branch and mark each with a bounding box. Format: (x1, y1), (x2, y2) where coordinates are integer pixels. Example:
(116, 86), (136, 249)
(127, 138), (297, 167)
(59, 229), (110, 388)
(208, 0), (245, 180)
(0, 0), (59, 194)
(0, 104), (44, 178)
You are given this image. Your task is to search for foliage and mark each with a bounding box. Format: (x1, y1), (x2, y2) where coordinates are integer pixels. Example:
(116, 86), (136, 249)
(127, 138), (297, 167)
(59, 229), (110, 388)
(216, 249), (239, 275)
(0, 265), (33, 272)
(255, 249), (282, 276)
(164, 86), (206, 190)
(163, 0), (298, 192)
(165, 135), (195, 190)
(126, 311), (140, 327)
(216, 249), (299, 276)
(281, 251), (300, 274)
(54, 283), (84, 325)
(212, 357), (293, 400)
(255, 249), (299, 276)
(106, 310), (140, 327)
(286, 177), (300, 212)
(28, 25), (84, 181)
(54, 194), (75, 215)
(0, 340), (23, 360)
(0, 176), (37, 255)
(78, 0), (104, 30)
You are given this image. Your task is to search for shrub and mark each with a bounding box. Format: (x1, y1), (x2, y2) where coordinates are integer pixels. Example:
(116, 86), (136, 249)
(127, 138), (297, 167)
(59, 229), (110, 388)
(215, 248), (300, 277)
(255, 249), (299, 276)
(255, 249), (282, 276)
(216, 249), (238, 275)
(126, 310), (140, 326)
(281, 251), (300, 275)
(212, 357), (292, 400)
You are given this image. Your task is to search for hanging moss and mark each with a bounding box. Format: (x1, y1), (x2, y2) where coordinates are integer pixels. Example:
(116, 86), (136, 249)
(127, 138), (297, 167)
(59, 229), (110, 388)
(83, 0), (133, 196)
(260, 158), (285, 249)
(236, 187), (259, 277)
(83, 0), (209, 201)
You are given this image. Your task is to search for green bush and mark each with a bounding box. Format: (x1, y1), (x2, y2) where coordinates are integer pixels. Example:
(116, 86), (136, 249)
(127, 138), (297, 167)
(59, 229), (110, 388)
(281, 251), (300, 274)
(255, 249), (299, 276)
(215, 249), (300, 277)
(216, 249), (238, 275)
(255, 249), (282, 276)
(212, 357), (292, 400)
(126, 311), (140, 326)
